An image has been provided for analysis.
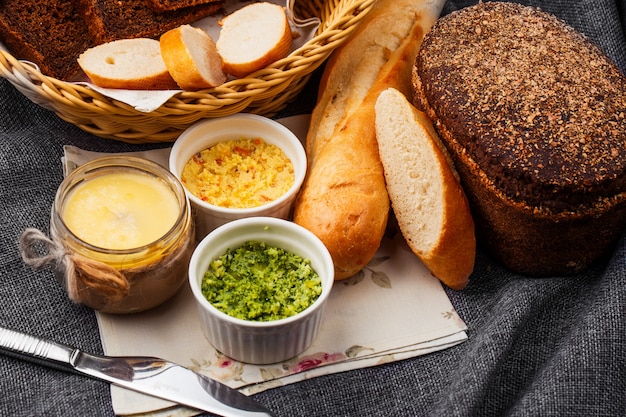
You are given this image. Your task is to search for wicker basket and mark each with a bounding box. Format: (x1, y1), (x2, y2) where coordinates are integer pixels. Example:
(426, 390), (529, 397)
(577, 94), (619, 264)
(0, 0), (374, 143)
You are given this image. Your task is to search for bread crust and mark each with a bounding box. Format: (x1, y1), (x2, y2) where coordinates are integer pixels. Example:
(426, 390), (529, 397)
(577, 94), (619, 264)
(80, 0), (224, 44)
(78, 38), (178, 90)
(146, 0), (222, 12)
(221, 27), (291, 78)
(160, 25), (226, 90)
(293, 0), (443, 279)
(375, 88), (475, 289)
(216, 3), (292, 78)
(0, 0), (96, 80)
(413, 2), (626, 276)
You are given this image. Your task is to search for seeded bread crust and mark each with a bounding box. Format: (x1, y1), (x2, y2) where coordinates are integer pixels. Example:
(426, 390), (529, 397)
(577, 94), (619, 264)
(413, 2), (626, 276)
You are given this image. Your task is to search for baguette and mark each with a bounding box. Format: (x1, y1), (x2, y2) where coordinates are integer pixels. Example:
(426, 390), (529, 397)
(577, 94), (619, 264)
(375, 88), (475, 289)
(293, 0), (444, 280)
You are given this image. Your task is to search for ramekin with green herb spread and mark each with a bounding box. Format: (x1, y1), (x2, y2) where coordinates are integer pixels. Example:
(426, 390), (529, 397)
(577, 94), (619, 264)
(188, 217), (334, 364)
(201, 241), (322, 321)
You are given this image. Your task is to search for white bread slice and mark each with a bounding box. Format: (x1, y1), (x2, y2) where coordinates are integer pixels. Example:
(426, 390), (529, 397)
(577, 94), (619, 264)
(216, 2), (292, 78)
(375, 88), (475, 290)
(77, 38), (178, 90)
(160, 24), (226, 91)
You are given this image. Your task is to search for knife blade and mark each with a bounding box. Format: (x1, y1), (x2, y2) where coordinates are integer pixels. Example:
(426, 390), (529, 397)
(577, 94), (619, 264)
(0, 326), (276, 417)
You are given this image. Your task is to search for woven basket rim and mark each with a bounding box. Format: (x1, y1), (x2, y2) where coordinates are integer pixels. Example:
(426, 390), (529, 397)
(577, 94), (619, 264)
(0, 0), (376, 142)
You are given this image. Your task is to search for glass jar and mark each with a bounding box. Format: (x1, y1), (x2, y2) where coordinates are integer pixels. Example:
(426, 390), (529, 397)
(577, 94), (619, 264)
(50, 156), (194, 314)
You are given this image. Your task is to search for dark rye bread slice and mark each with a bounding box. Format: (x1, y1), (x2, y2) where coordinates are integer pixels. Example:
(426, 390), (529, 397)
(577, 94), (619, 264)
(413, 2), (626, 276)
(0, 0), (97, 80)
(146, 0), (223, 13)
(81, 0), (224, 44)
(0, 0), (223, 80)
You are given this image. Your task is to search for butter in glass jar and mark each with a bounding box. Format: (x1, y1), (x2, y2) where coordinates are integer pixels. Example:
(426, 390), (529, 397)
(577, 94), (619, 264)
(41, 156), (195, 314)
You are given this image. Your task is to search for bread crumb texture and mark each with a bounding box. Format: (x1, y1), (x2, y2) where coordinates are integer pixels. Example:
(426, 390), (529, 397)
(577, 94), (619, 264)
(0, 0), (96, 79)
(418, 2), (626, 213)
(375, 90), (444, 251)
(216, 2), (291, 77)
(78, 38), (177, 89)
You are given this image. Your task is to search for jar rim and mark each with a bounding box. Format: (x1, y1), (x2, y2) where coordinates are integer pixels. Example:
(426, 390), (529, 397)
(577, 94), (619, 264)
(53, 156), (190, 255)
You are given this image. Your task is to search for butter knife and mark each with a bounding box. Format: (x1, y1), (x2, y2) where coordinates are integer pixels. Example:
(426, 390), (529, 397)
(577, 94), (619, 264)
(0, 326), (276, 417)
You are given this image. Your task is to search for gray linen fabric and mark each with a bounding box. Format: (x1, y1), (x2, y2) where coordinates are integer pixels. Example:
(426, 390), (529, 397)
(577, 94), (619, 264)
(1, 1), (625, 416)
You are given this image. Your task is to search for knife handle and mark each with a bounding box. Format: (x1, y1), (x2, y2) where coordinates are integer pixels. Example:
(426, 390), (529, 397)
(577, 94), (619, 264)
(0, 326), (77, 373)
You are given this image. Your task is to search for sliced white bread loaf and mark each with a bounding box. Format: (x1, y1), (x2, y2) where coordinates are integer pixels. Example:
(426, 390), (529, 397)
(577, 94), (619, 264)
(375, 88), (475, 290)
(160, 24), (226, 90)
(216, 2), (292, 78)
(77, 38), (178, 90)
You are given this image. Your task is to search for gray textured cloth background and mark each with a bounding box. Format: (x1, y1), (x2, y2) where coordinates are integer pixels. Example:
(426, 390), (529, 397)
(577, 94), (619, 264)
(1, 0), (625, 415)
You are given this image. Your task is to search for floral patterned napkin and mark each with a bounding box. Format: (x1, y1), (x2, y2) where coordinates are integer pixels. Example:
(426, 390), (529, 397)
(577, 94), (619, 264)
(63, 115), (467, 416)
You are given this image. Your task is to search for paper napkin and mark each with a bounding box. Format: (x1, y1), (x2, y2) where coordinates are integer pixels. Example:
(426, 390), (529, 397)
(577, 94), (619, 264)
(63, 115), (467, 416)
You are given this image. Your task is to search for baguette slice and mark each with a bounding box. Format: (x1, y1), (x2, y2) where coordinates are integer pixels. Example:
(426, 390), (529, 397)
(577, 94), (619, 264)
(160, 25), (226, 91)
(375, 88), (475, 290)
(216, 2), (292, 78)
(78, 38), (178, 90)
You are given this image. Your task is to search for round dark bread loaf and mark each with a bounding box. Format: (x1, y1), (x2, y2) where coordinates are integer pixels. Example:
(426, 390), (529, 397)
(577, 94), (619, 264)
(413, 2), (626, 276)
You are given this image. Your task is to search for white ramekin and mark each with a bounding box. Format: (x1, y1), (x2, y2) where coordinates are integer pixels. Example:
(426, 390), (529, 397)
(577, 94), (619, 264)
(169, 114), (307, 241)
(188, 216), (334, 364)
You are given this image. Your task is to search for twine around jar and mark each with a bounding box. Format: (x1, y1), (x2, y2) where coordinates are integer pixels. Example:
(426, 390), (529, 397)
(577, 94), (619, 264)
(19, 228), (130, 304)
